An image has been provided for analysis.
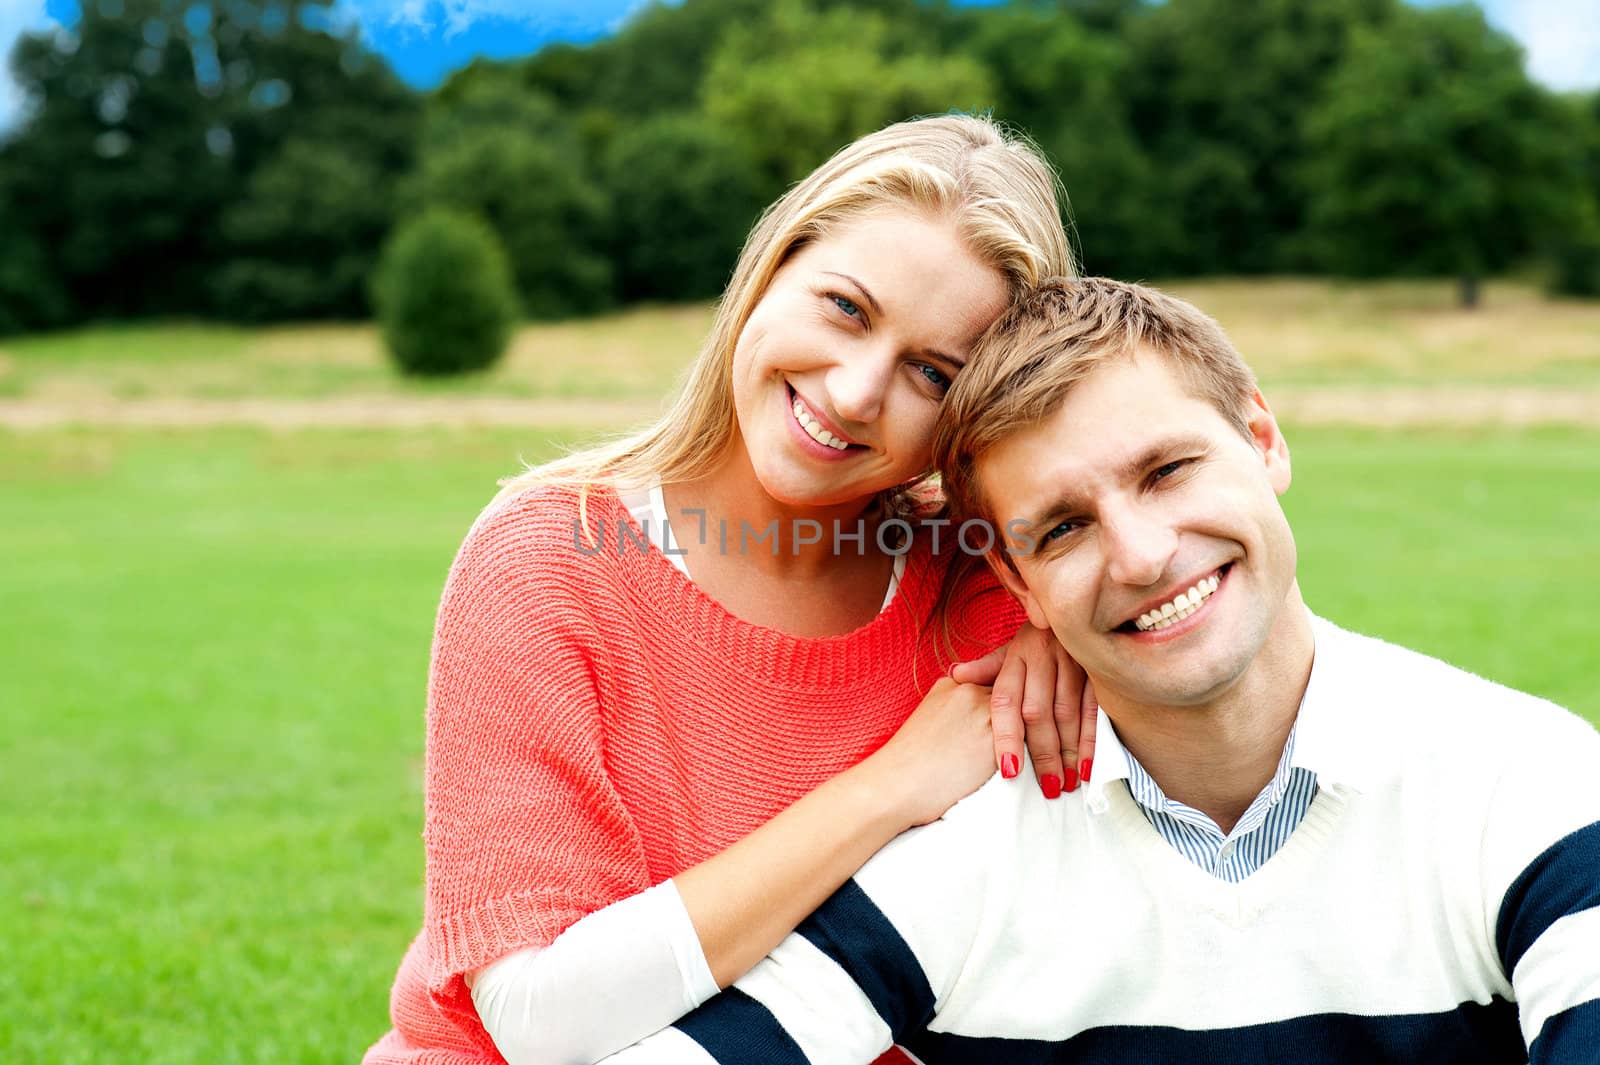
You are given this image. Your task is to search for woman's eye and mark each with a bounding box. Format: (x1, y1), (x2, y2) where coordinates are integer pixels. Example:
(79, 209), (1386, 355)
(831, 295), (862, 319)
(1152, 460), (1186, 481)
(918, 364), (951, 392)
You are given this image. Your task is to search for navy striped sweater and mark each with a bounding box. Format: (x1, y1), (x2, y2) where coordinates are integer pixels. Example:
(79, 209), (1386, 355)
(605, 617), (1600, 1064)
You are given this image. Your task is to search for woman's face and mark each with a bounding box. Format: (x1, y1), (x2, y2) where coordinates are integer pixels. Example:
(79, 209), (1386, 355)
(730, 210), (1010, 509)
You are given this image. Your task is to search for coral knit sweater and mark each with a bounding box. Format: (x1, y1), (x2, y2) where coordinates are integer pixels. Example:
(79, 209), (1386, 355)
(363, 485), (1025, 1064)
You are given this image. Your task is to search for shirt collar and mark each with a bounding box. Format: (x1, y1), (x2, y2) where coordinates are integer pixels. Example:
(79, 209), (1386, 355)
(1082, 608), (1371, 813)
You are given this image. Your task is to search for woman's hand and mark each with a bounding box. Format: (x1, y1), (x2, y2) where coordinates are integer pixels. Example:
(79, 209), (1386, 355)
(949, 624), (1097, 799)
(859, 678), (997, 830)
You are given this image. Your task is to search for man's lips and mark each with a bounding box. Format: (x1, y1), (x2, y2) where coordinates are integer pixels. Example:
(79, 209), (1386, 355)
(1114, 563), (1232, 633)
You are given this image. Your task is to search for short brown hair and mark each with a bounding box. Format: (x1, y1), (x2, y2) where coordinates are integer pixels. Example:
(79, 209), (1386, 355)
(933, 277), (1259, 527)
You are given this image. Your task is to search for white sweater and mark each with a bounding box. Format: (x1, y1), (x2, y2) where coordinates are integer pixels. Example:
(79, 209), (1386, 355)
(605, 616), (1600, 1064)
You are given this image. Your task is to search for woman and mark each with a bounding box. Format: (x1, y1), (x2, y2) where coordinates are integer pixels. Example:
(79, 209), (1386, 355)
(363, 114), (1094, 1065)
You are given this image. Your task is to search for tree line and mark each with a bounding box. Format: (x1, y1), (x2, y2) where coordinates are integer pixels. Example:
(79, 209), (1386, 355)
(2, 0), (1597, 336)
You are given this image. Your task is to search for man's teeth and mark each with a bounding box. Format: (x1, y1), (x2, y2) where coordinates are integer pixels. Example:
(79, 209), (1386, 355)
(792, 394), (850, 450)
(1135, 574), (1221, 631)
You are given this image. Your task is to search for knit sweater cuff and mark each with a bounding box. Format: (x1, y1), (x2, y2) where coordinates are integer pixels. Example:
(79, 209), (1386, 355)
(427, 887), (618, 994)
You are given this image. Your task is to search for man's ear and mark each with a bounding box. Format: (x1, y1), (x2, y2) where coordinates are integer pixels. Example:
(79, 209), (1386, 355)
(1246, 389), (1292, 495)
(985, 548), (1052, 632)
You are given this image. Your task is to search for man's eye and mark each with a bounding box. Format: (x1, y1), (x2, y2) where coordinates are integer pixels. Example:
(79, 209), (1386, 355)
(1043, 521), (1080, 543)
(831, 295), (862, 319)
(1152, 460), (1186, 481)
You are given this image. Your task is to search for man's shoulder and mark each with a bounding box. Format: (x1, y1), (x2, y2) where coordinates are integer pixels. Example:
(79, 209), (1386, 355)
(1314, 614), (1597, 766)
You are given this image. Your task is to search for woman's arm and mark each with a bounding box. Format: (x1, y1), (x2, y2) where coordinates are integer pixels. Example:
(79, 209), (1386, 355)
(467, 679), (996, 1065)
(675, 677), (994, 987)
(469, 881), (716, 1065)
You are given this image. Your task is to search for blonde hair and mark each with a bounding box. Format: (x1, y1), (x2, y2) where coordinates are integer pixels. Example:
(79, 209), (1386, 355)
(493, 114), (1075, 512)
(933, 276), (1260, 533)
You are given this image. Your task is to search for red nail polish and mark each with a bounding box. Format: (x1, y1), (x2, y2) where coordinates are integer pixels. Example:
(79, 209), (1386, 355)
(1041, 773), (1062, 799)
(1080, 758), (1093, 784)
(1064, 767), (1079, 792)
(1001, 753), (1020, 779)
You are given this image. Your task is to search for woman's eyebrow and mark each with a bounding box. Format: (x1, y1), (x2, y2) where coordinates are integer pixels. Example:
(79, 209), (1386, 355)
(819, 271), (965, 368)
(820, 271), (882, 315)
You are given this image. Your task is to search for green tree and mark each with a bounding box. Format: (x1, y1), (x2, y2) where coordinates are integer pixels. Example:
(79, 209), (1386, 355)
(1541, 93), (1600, 298)
(955, 4), (1175, 277)
(0, 195), (70, 334)
(1300, 4), (1567, 306)
(1126, 0), (1390, 273)
(601, 114), (765, 301)
(373, 208), (518, 376)
(406, 80), (613, 318)
(2, 0), (416, 322)
(702, 0), (995, 191)
(214, 138), (394, 320)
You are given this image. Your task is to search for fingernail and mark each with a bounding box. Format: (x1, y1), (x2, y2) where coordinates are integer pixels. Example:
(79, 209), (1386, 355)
(1040, 774), (1062, 800)
(1000, 753), (1020, 779)
(1064, 766), (1079, 793)
(1080, 758), (1093, 784)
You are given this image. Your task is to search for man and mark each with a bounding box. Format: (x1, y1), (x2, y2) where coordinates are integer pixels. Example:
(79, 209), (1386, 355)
(604, 278), (1600, 1063)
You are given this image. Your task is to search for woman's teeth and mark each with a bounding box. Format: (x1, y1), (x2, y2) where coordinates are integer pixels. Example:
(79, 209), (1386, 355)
(792, 394), (850, 450)
(1135, 574), (1221, 632)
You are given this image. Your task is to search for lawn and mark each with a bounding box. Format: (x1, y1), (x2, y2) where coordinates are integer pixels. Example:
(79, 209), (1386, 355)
(2, 421), (1597, 1063)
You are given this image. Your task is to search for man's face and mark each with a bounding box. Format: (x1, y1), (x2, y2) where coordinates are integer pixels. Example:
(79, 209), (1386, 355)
(978, 349), (1298, 711)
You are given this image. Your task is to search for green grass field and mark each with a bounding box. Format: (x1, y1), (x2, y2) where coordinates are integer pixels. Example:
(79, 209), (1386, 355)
(3, 424), (1597, 1062)
(2, 282), (1598, 1062)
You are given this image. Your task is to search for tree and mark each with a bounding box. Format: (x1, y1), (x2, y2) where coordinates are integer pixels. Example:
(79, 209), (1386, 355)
(702, 0), (995, 192)
(955, 4), (1175, 278)
(2, 0), (416, 322)
(214, 138), (394, 320)
(1125, 0), (1390, 273)
(405, 80), (613, 318)
(0, 195), (70, 334)
(601, 114), (766, 301)
(1540, 93), (1600, 299)
(1300, 4), (1568, 306)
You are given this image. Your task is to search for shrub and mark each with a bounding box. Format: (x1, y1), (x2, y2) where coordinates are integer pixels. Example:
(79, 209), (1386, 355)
(372, 209), (518, 376)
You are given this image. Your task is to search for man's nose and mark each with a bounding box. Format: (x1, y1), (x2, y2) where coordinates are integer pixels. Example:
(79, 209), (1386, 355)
(1102, 505), (1178, 589)
(826, 345), (897, 427)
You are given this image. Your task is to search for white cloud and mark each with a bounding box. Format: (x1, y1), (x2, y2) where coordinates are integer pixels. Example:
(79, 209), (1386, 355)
(1477, 0), (1600, 91)
(0, 0), (60, 135)
(336, 0), (654, 41)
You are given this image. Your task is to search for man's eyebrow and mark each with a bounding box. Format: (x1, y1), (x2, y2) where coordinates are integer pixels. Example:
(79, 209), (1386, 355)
(1022, 433), (1215, 532)
(820, 271), (967, 370)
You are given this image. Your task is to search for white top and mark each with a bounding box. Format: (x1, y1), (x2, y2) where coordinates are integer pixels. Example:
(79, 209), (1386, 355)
(603, 614), (1600, 1063)
(467, 484), (905, 1064)
(616, 483), (906, 610)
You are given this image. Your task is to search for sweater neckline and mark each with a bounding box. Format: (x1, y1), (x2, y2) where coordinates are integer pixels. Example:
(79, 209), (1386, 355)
(1102, 778), (1351, 917)
(588, 485), (944, 692)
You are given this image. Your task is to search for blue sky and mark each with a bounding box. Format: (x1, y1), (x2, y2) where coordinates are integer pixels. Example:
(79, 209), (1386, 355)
(2, 0), (1596, 131)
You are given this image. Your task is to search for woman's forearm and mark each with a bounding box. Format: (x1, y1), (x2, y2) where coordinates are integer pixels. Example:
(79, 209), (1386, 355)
(674, 758), (917, 988)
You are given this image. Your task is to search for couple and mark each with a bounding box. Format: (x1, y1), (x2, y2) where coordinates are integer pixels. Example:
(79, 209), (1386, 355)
(363, 116), (1599, 1065)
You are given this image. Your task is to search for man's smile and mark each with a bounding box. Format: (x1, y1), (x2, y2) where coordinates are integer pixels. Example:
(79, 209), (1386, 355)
(1118, 564), (1232, 634)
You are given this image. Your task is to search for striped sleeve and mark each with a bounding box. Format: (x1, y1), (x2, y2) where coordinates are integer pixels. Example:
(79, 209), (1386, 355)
(602, 774), (1012, 1064)
(1482, 703), (1600, 1063)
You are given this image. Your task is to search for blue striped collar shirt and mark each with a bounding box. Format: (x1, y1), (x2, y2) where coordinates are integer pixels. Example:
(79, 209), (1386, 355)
(1085, 615), (1369, 882)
